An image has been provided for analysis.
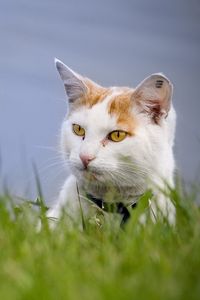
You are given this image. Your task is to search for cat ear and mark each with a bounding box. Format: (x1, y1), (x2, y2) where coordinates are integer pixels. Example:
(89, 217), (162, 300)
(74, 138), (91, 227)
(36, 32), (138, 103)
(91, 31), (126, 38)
(133, 73), (173, 124)
(55, 58), (87, 103)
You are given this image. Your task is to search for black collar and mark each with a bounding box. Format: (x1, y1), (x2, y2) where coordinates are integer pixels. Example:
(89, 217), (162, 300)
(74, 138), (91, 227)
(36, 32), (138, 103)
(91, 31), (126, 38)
(86, 193), (137, 226)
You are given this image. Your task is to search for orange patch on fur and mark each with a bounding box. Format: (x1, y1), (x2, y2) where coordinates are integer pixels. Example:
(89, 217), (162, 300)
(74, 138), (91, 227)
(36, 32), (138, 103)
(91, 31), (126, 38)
(78, 79), (111, 108)
(107, 89), (137, 134)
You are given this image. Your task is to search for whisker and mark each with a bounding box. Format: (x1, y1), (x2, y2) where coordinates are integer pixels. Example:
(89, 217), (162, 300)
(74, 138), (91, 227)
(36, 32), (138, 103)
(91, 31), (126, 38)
(96, 159), (149, 177)
(34, 145), (58, 152)
(40, 167), (67, 187)
(37, 161), (66, 175)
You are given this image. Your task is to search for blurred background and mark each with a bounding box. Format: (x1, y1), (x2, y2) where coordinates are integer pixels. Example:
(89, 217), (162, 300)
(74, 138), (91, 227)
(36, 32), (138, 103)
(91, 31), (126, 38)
(0, 0), (200, 204)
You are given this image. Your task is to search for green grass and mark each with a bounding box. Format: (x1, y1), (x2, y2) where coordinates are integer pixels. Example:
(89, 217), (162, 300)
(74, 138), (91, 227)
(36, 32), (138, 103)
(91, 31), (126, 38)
(0, 186), (200, 300)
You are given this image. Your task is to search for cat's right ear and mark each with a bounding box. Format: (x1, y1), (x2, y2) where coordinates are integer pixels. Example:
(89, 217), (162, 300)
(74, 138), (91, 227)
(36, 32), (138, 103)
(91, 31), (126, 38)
(55, 58), (87, 103)
(133, 73), (173, 124)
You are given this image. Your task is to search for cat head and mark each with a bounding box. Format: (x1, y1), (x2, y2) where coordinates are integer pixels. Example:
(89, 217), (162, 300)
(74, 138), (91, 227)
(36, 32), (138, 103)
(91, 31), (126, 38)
(55, 59), (173, 195)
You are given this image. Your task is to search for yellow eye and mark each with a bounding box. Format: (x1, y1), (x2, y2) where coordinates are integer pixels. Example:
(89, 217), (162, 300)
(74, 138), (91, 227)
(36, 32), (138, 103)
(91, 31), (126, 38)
(108, 130), (127, 142)
(72, 124), (85, 137)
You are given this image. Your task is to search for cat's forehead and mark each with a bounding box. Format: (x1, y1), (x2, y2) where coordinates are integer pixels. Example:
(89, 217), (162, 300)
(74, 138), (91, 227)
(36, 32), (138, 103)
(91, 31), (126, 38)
(70, 83), (137, 133)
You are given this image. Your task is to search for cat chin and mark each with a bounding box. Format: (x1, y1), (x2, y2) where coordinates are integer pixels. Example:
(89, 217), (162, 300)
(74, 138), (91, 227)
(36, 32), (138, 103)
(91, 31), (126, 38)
(71, 167), (103, 182)
(73, 168), (146, 195)
(79, 170), (100, 181)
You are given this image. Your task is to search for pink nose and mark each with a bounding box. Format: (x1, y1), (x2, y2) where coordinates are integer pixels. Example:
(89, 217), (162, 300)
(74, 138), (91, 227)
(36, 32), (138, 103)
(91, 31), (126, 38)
(79, 154), (95, 168)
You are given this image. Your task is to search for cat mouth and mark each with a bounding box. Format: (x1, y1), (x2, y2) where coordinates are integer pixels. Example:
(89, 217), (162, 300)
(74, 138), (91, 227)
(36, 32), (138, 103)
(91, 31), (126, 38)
(73, 163), (103, 179)
(80, 167), (102, 179)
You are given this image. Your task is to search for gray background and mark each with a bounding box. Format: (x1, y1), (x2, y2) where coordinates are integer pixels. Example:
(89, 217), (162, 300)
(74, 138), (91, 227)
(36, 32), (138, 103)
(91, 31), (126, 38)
(0, 0), (200, 203)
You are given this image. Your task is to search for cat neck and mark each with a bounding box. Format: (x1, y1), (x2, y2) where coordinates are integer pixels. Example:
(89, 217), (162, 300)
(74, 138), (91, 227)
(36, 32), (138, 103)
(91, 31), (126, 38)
(78, 175), (145, 205)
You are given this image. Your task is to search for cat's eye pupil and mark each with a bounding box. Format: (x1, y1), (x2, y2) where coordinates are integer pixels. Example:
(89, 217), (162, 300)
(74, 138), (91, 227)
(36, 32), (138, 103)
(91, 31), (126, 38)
(108, 130), (127, 142)
(72, 124), (85, 137)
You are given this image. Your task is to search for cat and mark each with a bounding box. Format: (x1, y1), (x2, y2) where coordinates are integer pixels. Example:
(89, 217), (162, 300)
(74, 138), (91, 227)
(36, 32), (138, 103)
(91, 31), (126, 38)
(47, 58), (176, 226)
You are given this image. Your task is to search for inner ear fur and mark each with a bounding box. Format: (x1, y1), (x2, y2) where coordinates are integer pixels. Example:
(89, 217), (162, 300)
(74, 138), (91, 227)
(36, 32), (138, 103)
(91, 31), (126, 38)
(133, 73), (173, 124)
(55, 58), (88, 103)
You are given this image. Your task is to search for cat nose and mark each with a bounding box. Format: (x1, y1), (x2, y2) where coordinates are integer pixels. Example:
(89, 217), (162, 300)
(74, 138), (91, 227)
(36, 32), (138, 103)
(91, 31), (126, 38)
(79, 154), (95, 168)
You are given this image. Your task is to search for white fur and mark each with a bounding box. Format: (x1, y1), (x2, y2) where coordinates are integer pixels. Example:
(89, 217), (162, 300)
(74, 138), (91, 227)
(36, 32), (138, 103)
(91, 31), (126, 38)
(47, 60), (176, 226)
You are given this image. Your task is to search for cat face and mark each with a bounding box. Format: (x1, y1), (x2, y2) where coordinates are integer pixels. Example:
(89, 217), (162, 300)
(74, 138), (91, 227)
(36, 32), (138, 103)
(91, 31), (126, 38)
(55, 59), (173, 194)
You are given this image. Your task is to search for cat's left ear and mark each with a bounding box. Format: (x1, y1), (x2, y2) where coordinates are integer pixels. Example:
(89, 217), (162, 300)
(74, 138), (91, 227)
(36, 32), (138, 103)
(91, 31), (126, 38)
(55, 58), (88, 103)
(133, 73), (173, 124)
